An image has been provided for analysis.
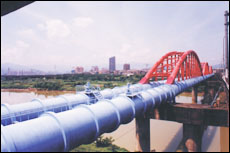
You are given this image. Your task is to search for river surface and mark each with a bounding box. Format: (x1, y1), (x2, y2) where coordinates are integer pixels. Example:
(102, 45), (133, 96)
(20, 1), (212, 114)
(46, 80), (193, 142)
(1, 90), (228, 152)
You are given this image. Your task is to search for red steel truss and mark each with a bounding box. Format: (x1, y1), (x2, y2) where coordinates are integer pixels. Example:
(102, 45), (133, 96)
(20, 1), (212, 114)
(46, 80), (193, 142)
(140, 50), (213, 84)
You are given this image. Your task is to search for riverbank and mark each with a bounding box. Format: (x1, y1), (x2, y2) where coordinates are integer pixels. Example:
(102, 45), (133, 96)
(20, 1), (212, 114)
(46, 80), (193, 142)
(1, 88), (38, 92)
(70, 143), (129, 152)
(1, 74), (144, 91)
(70, 136), (129, 152)
(1, 88), (76, 97)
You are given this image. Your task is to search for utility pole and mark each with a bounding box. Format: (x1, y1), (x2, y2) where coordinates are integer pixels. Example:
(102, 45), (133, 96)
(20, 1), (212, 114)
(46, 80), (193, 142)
(224, 10), (229, 79)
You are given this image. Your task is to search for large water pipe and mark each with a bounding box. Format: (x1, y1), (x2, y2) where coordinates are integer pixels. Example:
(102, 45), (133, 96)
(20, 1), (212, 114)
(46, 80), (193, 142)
(1, 93), (90, 126)
(1, 74), (214, 152)
(1, 81), (165, 126)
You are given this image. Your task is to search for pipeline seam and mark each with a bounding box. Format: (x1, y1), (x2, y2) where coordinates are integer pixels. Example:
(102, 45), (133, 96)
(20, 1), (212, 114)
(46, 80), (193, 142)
(157, 86), (168, 103)
(41, 112), (68, 152)
(100, 99), (121, 130)
(57, 96), (72, 110)
(101, 89), (112, 99)
(144, 90), (156, 109)
(119, 96), (136, 119)
(149, 88), (162, 106)
(31, 98), (46, 112)
(1, 125), (17, 152)
(77, 105), (100, 140)
(161, 85), (173, 101)
(140, 91), (155, 110)
(1, 104), (16, 124)
(77, 93), (90, 105)
(136, 94), (147, 114)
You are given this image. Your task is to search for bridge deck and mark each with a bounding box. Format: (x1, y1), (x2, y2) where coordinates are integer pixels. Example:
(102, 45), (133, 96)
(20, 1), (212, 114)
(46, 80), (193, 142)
(149, 103), (229, 127)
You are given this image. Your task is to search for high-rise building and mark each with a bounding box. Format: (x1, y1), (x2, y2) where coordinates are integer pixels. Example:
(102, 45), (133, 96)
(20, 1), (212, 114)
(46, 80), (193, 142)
(109, 56), (116, 72)
(123, 64), (130, 71)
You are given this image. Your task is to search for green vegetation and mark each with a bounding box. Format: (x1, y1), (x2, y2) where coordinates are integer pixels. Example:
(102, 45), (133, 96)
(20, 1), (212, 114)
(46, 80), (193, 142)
(33, 81), (64, 90)
(1, 74), (144, 91)
(70, 136), (129, 152)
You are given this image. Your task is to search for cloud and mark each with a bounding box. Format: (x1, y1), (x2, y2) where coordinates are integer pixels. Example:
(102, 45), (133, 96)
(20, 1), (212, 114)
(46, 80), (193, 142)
(40, 19), (70, 39)
(72, 17), (94, 28)
(116, 43), (154, 66)
(2, 1), (228, 71)
(16, 40), (30, 48)
(1, 41), (30, 64)
(37, 17), (93, 41)
(37, 23), (46, 30)
(18, 29), (34, 37)
(17, 29), (37, 42)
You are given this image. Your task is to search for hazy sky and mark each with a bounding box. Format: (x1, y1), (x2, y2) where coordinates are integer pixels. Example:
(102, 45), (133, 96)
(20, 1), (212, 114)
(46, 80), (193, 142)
(1, 1), (229, 72)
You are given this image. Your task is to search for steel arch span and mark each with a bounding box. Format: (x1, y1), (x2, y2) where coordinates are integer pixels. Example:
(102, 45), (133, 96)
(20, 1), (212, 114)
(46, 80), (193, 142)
(140, 50), (213, 84)
(201, 62), (213, 75)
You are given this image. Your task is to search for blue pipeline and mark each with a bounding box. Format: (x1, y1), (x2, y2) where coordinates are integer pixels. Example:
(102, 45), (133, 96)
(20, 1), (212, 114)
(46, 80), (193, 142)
(1, 81), (165, 126)
(1, 74), (214, 152)
(1, 93), (90, 126)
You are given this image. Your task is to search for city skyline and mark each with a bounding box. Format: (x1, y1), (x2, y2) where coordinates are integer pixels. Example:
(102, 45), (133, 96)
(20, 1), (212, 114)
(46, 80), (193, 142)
(1, 59), (143, 75)
(1, 1), (229, 73)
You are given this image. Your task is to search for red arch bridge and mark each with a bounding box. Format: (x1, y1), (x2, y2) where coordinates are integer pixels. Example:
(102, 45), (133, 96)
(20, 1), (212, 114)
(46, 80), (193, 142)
(140, 50), (213, 84)
(2, 50), (228, 152)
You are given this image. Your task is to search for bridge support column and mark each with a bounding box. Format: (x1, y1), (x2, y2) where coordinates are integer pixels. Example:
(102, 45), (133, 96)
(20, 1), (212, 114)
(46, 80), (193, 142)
(192, 86), (198, 104)
(135, 116), (150, 152)
(182, 123), (204, 152)
(203, 82), (209, 104)
(202, 81), (215, 105)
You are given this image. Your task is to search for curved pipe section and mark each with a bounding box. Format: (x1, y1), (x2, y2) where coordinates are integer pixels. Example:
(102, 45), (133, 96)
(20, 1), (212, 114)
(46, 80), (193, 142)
(1, 74), (214, 152)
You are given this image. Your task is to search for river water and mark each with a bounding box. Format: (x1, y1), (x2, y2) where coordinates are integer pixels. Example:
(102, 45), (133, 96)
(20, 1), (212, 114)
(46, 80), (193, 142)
(1, 91), (228, 152)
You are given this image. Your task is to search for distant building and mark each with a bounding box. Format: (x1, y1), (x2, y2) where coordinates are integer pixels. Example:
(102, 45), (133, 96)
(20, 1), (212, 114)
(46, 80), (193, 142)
(90, 66), (99, 74)
(113, 70), (122, 75)
(99, 68), (109, 74)
(109, 56), (116, 72)
(6, 69), (44, 76)
(121, 69), (146, 76)
(7, 68), (10, 75)
(123, 64), (130, 71)
(213, 68), (224, 74)
(75, 66), (84, 74)
(71, 70), (75, 74)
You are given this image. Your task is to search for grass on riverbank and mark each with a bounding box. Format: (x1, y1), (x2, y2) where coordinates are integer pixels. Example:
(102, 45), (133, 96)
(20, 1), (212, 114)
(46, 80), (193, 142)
(70, 136), (129, 152)
(70, 143), (129, 152)
(1, 74), (144, 91)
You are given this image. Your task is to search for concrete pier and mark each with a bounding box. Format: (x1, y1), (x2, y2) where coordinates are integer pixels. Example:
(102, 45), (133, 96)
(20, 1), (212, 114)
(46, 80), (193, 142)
(182, 124), (204, 152)
(135, 115), (150, 152)
(192, 86), (198, 104)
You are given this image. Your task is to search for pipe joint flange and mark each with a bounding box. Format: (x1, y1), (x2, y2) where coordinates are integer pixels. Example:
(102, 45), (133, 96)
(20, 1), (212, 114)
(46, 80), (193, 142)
(31, 98), (46, 112)
(1, 103), (16, 124)
(41, 112), (68, 152)
(58, 96), (72, 110)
